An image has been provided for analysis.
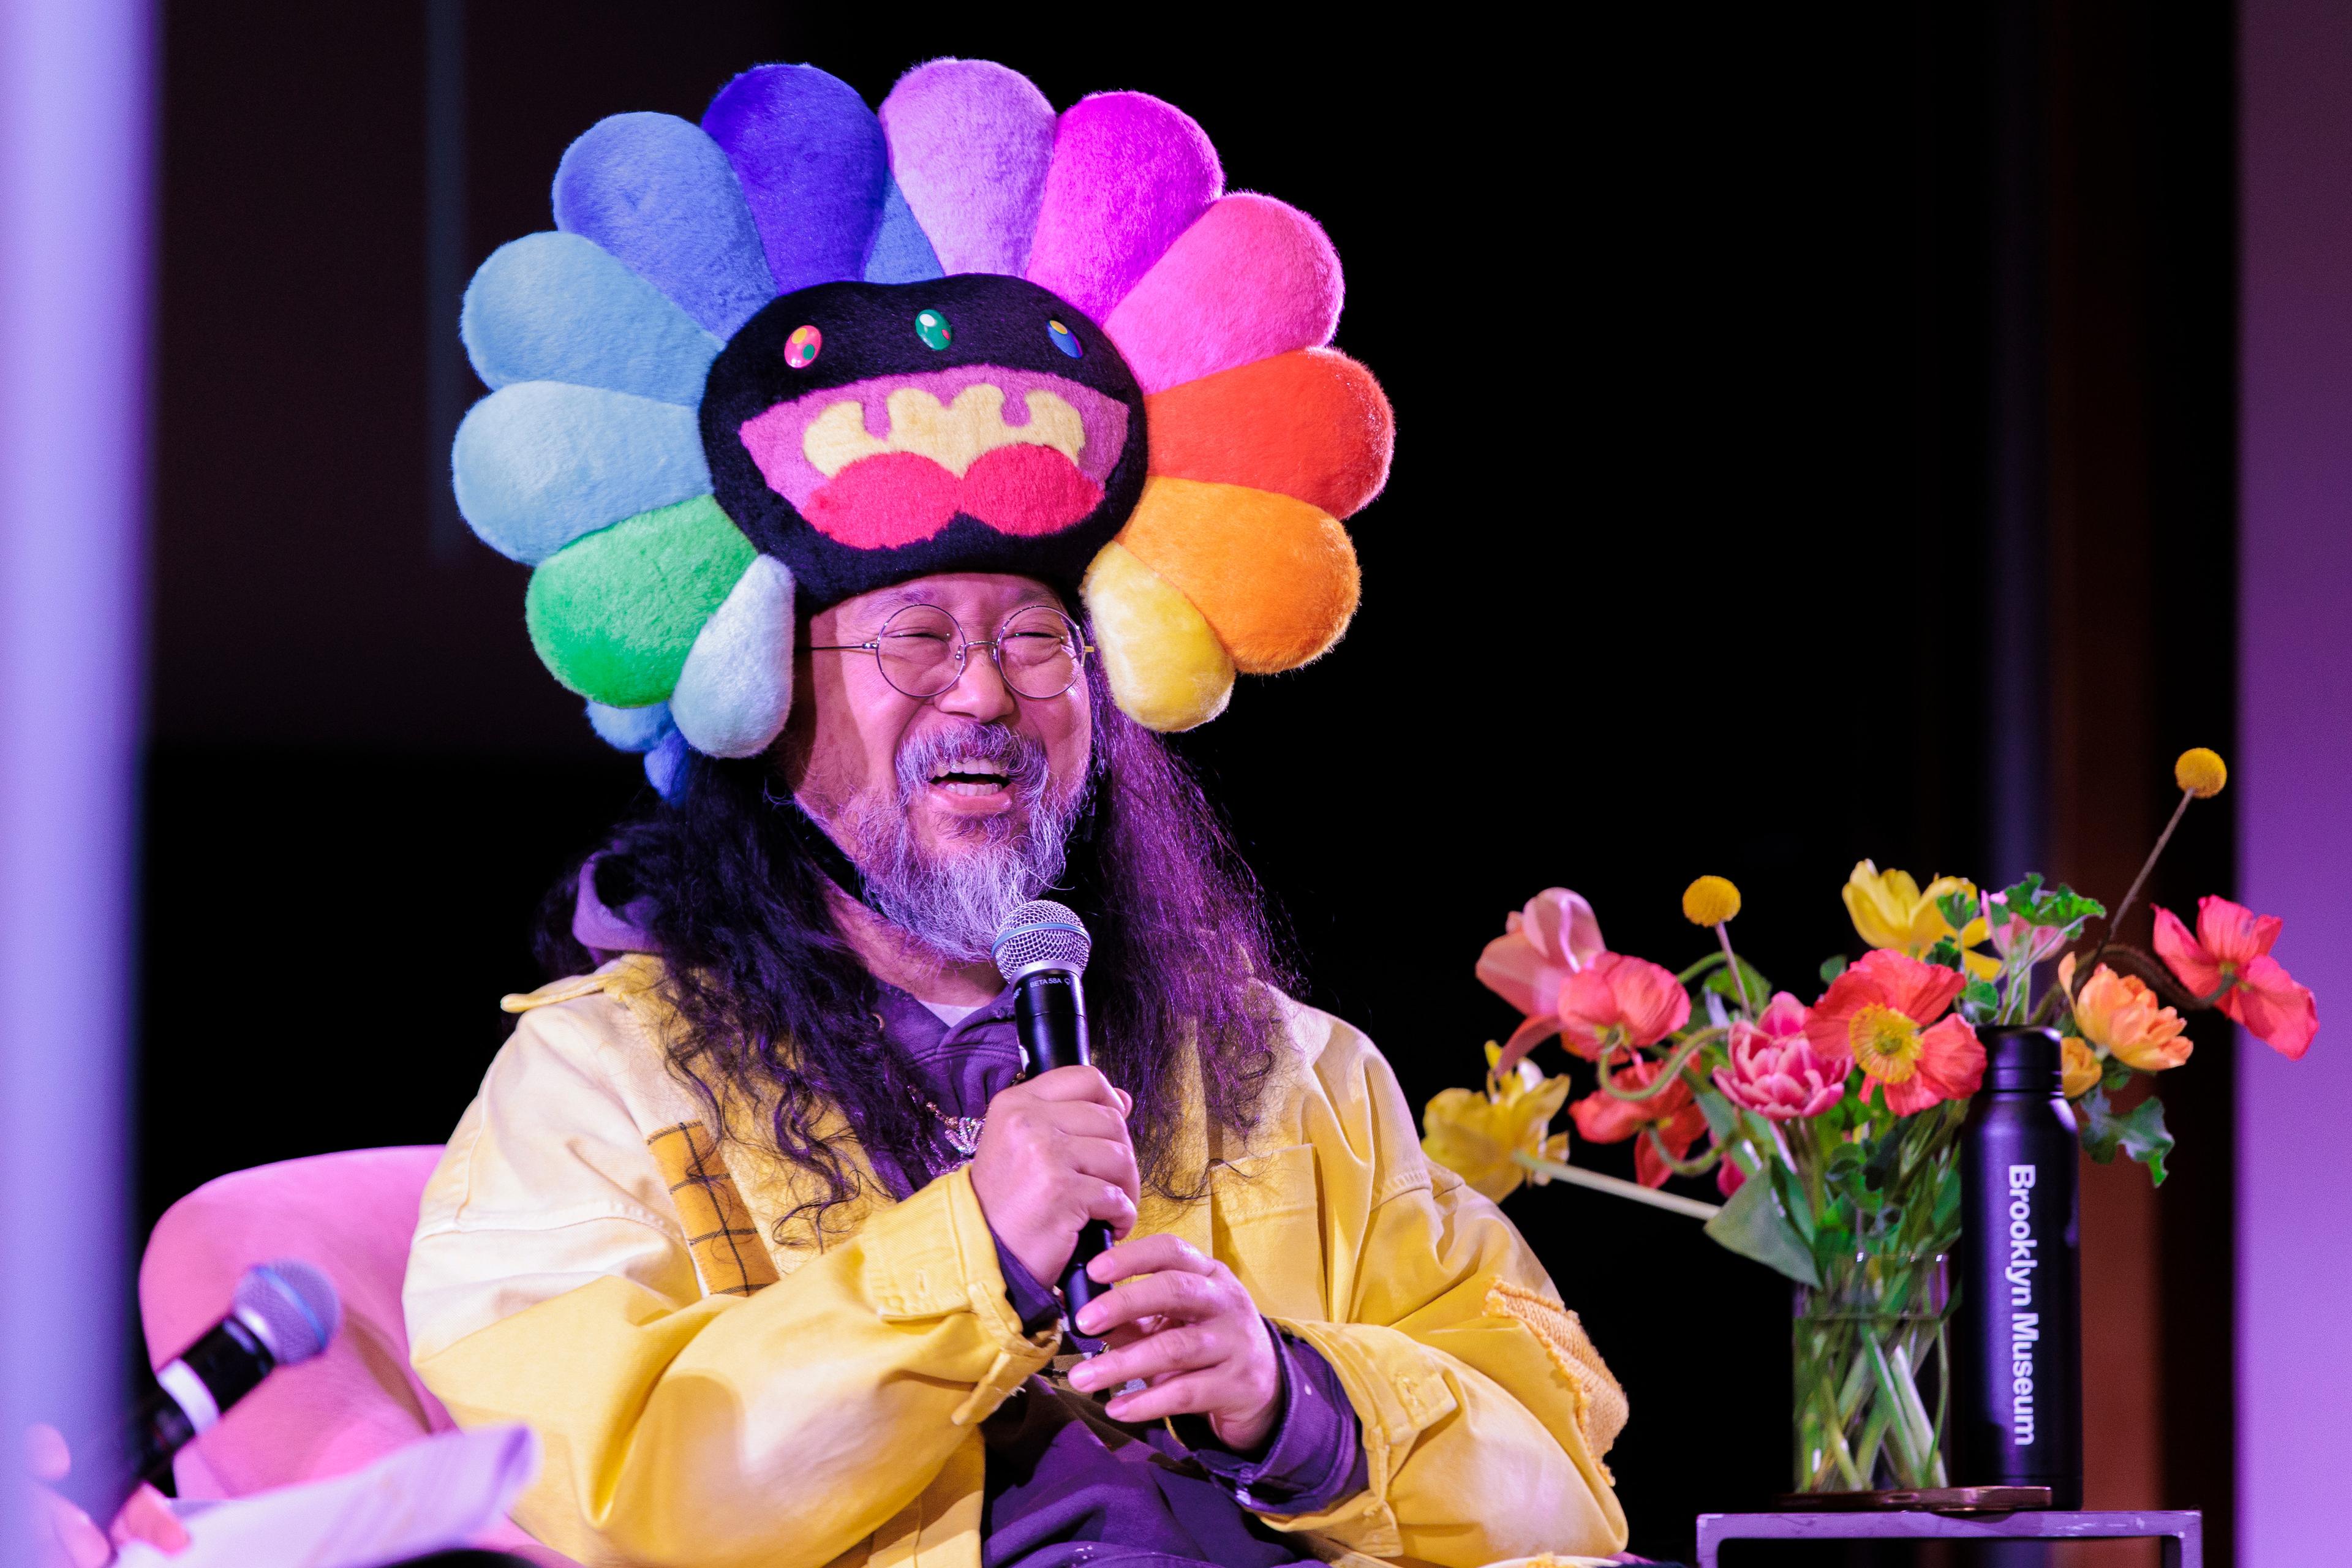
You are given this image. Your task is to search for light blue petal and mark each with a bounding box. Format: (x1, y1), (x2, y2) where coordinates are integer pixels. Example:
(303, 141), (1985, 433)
(669, 554), (794, 757)
(646, 729), (690, 799)
(586, 699), (674, 752)
(452, 383), (710, 565)
(553, 113), (776, 338)
(463, 233), (722, 405)
(864, 176), (944, 284)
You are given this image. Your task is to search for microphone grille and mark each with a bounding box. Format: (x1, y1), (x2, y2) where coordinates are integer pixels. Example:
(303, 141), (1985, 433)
(992, 900), (1091, 982)
(233, 1260), (342, 1366)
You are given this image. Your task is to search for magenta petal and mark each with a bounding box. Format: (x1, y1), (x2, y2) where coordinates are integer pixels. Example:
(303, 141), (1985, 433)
(1025, 92), (1222, 323)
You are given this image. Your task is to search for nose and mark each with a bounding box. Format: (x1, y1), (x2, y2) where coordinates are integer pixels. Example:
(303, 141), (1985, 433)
(933, 641), (1019, 724)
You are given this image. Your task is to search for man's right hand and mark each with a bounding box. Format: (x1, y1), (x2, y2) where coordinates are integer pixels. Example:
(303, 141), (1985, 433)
(968, 1066), (1138, 1287)
(26, 1424), (189, 1567)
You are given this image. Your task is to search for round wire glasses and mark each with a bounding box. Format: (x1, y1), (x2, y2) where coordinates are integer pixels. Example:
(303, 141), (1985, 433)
(805, 603), (1093, 701)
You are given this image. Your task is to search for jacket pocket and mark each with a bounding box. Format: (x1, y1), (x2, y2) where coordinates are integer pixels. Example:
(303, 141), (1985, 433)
(1210, 1143), (1325, 1321)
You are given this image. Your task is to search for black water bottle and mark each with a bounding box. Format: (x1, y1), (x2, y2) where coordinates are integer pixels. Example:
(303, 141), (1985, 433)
(1954, 1025), (2083, 1507)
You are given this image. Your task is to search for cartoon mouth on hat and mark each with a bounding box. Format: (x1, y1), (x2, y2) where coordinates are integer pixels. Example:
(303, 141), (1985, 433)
(736, 364), (1131, 550)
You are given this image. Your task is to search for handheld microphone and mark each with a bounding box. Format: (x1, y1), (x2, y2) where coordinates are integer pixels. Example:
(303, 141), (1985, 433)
(66, 1259), (341, 1518)
(992, 899), (1112, 1321)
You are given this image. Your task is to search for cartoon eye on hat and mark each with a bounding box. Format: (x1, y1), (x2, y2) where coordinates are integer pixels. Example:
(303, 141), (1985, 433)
(452, 61), (1393, 791)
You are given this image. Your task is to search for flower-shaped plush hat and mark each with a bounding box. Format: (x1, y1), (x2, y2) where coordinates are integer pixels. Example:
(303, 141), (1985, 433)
(455, 59), (1393, 787)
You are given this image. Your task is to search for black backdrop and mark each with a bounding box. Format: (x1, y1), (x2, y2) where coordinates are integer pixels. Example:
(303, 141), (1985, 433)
(137, 5), (2228, 1560)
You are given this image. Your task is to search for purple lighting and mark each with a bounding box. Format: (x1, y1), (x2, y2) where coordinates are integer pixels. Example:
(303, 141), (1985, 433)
(0, 0), (150, 1551)
(2239, 1), (2352, 1562)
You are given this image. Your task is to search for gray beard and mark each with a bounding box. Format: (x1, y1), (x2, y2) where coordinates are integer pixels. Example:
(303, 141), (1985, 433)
(831, 729), (1085, 963)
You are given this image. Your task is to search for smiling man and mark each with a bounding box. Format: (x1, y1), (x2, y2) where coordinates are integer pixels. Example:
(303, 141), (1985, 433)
(404, 58), (1627, 1568)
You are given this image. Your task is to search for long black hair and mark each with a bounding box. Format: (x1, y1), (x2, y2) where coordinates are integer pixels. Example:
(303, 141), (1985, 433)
(533, 662), (1291, 1238)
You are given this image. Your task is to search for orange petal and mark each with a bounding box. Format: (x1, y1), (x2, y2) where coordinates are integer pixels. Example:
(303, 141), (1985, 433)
(1116, 477), (1359, 673)
(1144, 348), (1394, 519)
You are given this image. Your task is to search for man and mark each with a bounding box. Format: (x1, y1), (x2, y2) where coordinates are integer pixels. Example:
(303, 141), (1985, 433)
(408, 58), (1627, 1568)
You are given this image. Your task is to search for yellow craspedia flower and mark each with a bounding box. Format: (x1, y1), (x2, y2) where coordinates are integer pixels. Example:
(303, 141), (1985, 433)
(1422, 1045), (1573, 1202)
(2175, 747), (2228, 799)
(1683, 875), (1741, 927)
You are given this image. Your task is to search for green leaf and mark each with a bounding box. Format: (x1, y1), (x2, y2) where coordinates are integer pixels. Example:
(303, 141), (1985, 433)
(1705, 958), (1773, 1012)
(1935, 889), (1978, 930)
(1819, 954), (1850, 984)
(2113, 1097), (2174, 1185)
(2101, 1055), (2135, 1092)
(1695, 1084), (1739, 1143)
(2077, 1090), (2175, 1185)
(1705, 1169), (1822, 1287)
(1958, 978), (2000, 1025)
(1997, 873), (2105, 929)
(1923, 936), (1962, 970)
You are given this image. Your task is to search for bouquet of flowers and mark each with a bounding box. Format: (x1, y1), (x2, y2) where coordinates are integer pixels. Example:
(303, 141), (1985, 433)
(1422, 748), (2316, 1491)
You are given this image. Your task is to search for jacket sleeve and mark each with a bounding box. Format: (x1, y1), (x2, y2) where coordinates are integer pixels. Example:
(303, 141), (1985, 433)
(1261, 1008), (1630, 1566)
(404, 997), (1058, 1568)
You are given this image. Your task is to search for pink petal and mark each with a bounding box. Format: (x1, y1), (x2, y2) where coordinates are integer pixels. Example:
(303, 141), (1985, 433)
(2153, 905), (2221, 995)
(2229, 955), (2318, 1059)
(1494, 1012), (1562, 1075)
(2198, 894), (2282, 966)
(1476, 931), (1545, 1016)
(1102, 194), (1340, 393)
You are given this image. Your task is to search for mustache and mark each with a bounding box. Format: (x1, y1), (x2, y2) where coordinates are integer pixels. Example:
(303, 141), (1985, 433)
(893, 724), (1053, 804)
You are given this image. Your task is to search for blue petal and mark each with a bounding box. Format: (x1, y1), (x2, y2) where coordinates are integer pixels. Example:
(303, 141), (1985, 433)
(703, 64), (889, 295)
(864, 176), (944, 284)
(587, 699), (674, 752)
(646, 729), (690, 799)
(554, 113), (776, 338)
(669, 554), (794, 757)
(453, 383), (710, 565)
(462, 233), (722, 405)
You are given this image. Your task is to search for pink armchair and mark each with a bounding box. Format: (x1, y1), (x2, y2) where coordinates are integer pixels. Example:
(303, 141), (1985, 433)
(137, 1147), (572, 1567)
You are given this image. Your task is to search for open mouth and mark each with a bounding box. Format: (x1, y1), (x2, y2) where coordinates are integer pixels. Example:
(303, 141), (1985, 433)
(925, 756), (1016, 800)
(736, 365), (1130, 551)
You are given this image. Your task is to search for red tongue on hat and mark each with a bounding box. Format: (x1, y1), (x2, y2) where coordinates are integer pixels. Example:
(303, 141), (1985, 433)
(801, 445), (1104, 549)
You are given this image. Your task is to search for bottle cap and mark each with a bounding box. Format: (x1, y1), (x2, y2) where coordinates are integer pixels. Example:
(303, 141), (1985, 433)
(1984, 1027), (2062, 1093)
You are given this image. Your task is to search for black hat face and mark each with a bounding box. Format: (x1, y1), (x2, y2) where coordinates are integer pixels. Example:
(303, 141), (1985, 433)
(699, 273), (1149, 609)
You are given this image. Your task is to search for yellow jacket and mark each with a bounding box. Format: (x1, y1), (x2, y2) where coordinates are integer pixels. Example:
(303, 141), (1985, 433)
(404, 956), (1629, 1568)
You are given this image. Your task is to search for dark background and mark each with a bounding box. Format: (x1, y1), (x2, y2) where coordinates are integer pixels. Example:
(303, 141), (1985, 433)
(137, 3), (2238, 1561)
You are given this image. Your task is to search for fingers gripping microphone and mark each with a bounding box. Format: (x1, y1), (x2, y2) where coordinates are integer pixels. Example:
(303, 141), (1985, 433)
(992, 900), (1112, 1322)
(69, 1260), (341, 1518)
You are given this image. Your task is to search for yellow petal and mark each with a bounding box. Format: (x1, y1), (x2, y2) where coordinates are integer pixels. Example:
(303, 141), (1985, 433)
(1963, 949), (2002, 982)
(1080, 541), (1235, 732)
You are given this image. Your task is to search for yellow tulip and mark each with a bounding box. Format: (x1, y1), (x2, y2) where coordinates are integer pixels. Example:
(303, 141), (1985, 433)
(1422, 1046), (1573, 1202)
(1842, 861), (1999, 979)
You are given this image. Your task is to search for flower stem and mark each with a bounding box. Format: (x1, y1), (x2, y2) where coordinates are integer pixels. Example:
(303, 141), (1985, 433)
(1716, 924), (1755, 1013)
(1598, 1028), (1718, 1100)
(2073, 787), (2196, 1000)
(1513, 1151), (1722, 1220)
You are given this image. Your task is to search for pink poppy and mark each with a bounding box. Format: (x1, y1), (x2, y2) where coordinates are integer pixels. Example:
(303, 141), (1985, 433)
(2153, 896), (2318, 1060)
(1558, 952), (1694, 1063)
(1806, 949), (1985, 1116)
(1714, 992), (1846, 1120)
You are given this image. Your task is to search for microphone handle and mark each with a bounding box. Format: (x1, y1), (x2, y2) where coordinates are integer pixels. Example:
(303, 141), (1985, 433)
(1011, 968), (1114, 1319)
(64, 1316), (276, 1518)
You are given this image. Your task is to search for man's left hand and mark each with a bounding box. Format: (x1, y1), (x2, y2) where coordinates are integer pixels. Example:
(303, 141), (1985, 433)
(1065, 1234), (1282, 1453)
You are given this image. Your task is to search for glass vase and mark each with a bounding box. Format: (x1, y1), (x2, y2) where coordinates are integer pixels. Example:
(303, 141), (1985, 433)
(1792, 1251), (1951, 1493)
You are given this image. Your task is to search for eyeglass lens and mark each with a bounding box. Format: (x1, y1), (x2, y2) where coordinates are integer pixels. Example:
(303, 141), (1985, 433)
(873, 604), (1084, 701)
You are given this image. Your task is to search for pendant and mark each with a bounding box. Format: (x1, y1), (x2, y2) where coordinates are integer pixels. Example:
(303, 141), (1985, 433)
(943, 1116), (984, 1158)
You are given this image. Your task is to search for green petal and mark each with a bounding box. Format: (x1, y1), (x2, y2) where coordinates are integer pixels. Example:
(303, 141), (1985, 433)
(524, 495), (756, 706)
